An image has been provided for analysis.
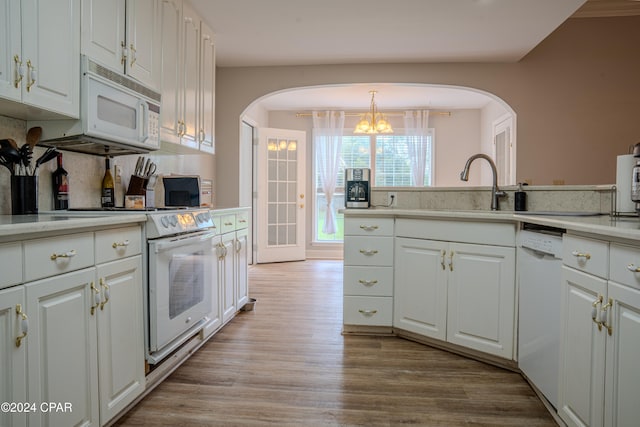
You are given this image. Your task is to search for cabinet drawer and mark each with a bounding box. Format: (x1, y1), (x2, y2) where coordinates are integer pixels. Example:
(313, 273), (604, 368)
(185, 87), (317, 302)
(563, 235), (608, 278)
(343, 296), (393, 326)
(0, 242), (22, 289)
(396, 218), (515, 247)
(218, 214), (236, 234)
(24, 232), (94, 282)
(344, 217), (393, 236)
(344, 266), (393, 296)
(95, 226), (142, 264)
(344, 236), (393, 266)
(236, 211), (249, 230)
(610, 243), (640, 289)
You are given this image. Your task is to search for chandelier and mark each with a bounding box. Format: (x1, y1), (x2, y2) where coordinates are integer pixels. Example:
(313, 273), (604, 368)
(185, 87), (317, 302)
(353, 90), (394, 134)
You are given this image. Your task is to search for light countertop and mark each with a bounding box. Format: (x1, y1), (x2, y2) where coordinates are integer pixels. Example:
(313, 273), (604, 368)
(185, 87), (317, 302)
(0, 214), (148, 239)
(343, 208), (640, 243)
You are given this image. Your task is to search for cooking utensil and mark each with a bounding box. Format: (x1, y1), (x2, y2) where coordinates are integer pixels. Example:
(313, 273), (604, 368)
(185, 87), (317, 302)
(34, 147), (58, 171)
(26, 126), (42, 153)
(143, 161), (156, 178)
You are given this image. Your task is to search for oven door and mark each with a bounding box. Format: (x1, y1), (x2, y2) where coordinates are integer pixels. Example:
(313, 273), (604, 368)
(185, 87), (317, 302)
(148, 231), (214, 354)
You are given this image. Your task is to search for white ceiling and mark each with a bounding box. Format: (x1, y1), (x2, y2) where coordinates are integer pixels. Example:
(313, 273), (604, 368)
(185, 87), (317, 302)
(187, 0), (640, 111)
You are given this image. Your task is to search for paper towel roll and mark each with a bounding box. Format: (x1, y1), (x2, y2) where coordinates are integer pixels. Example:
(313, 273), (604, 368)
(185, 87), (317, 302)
(616, 154), (636, 213)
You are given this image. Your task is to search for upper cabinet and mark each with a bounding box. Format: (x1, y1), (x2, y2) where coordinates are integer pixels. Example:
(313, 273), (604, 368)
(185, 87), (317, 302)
(0, 0), (80, 118)
(81, 0), (161, 91)
(160, 0), (216, 153)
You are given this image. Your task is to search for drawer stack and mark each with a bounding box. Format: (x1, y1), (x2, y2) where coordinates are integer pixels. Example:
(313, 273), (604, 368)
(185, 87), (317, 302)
(343, 217), (394, 330)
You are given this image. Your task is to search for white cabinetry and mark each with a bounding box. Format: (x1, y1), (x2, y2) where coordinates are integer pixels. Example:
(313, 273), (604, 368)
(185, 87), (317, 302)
(0, 0), (80, 117)
(0, 286), (27, 427)
(558, 236), (640, 427)
(25, 268), (100, 427)
(212, 209), (251, 325)
(94, 226), (145, 425)
(392, 218), (516, 360)
(81, 0), (161, 90)
(159, 0), (215, 152)
(0, 225), (145, 427)
(343, 217), (394, 328)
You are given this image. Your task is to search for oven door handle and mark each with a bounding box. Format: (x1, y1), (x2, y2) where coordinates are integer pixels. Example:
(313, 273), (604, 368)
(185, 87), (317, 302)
(151, 231), (216, 253)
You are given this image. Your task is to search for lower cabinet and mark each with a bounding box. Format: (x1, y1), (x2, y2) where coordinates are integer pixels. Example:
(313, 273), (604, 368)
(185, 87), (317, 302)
(235, 227), (249, 309)
(96, 256), (145, 425)
(394, 237), (515, 359)
(23, 256), (144, 427)
(559, 239), (640, 427)
(0, 286), (27, 427)
(218, 230), (236, 324)
(25, 268), (100, 427)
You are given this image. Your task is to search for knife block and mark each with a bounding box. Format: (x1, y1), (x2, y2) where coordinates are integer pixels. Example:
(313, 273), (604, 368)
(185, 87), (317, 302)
(127, 175), (148, 196)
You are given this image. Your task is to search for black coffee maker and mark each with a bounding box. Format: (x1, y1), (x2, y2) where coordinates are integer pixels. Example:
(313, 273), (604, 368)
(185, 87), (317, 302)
(345, 168), (370, 208)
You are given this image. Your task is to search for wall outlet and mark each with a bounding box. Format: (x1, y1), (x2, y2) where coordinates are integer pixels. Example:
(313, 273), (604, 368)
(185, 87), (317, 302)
(387, 192), (397, 207)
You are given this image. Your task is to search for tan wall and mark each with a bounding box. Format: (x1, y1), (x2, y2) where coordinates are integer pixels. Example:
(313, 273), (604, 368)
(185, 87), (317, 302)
(216, 16), (640, 206)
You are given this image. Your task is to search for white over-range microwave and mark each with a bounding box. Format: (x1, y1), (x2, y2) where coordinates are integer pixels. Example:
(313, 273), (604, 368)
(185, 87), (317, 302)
(29, 55), (161, 156)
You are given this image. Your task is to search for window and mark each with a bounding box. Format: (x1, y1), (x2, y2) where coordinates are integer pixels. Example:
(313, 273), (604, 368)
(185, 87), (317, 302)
(314, 130), (434, 242)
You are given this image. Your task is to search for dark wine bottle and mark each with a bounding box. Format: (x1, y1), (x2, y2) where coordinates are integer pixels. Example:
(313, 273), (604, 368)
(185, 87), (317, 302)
(52, 153), (69, 210)
(101, 156), (115, 208)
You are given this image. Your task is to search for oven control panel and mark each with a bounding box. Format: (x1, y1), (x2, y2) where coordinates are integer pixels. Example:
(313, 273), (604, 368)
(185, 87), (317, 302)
(147, 209), (214, 238)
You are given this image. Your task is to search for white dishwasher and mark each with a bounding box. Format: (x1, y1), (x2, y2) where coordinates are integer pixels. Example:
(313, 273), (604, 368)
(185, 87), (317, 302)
(517, 225), (564, 410)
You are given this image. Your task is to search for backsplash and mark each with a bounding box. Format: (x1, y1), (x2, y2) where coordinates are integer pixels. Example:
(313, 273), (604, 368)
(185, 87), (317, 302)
(370, 185), (615, 214)
(0, 116), (215, 215)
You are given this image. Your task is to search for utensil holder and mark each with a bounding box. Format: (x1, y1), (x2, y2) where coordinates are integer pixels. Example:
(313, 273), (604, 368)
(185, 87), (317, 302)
(11, 175), (38, 214)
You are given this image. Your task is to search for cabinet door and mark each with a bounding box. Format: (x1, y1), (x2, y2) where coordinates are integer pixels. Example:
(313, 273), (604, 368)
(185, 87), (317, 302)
(235, 228), (249, 309)
(0, 0), (22, 102)
(21, 0), (80, 117)
(219, 232), (236, 323)
(180, 1), (199, 149)
(203, 235), (222, 337)
(26, 268), (99, 427)
(159, 0), (182, 144)
(604, 281), (640, 427)
(125, 0), (160, 90)
(96, 256), (145, 425)
(446, 242), (515, 359)
(393, 237), (447, 340)
(0, 286), (27, 427)
(558, 266), (607, 427)
(80, 0), (125, 71)
(199, 20), (215, 153)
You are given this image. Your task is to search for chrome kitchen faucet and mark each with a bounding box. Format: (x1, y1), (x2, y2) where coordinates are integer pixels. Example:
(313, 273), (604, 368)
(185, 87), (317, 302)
(459, 153), (506, 211)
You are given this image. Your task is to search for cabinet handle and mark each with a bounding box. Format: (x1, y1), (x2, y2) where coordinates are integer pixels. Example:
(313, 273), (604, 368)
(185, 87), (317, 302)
(591, 295), (603, 331)
(224, 222), (233, 226)
(359, 225), (378, 232)
(50, 249), (76, 260)
(440, 249), (446, 270)
(199, 128), (205, 143)
(571, 250), (591, 260)
(216, 242), (226, 260)
(238, 219), (247, 223)
(358, 279), (378, 287)
(100, 278), (110, 310)
(112, 240), (130, 249)
(129, 44), (137, 67)
(90, 282), (101, 315)
(358, 309), (378, 316)
(448, 251), (454, 271)
(359, 249), (378, 256)
(600, 297), (613, 336)
(13, 54), (23, 88)
(235, 238), (242, 253)
(15, 304), (28, 348)
(25, 60), (36, 92)
(120, 41), (127, 65)
(626, 264), (640, 273)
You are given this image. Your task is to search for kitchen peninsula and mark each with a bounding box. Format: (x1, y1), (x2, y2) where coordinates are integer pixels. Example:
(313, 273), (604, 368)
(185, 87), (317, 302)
(343, 207), (640, 426)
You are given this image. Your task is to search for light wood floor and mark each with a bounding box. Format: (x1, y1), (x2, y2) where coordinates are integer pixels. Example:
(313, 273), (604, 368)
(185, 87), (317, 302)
(115, 260), (557, 426)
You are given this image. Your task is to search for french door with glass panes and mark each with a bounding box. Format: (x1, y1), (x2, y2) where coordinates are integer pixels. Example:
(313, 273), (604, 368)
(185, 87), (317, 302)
(256, 128), (306, 263)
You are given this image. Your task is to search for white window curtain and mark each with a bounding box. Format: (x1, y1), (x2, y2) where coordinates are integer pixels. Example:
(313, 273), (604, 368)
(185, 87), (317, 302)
(312, 110), (345, 235)
(404, 110), (430, 186)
